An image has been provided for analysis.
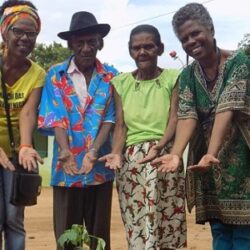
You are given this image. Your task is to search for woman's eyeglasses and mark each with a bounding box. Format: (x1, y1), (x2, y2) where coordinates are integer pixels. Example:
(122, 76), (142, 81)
(10, 27), (38, 40)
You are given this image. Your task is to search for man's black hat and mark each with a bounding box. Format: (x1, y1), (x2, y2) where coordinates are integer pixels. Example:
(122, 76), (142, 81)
(58, 11), (110, 40)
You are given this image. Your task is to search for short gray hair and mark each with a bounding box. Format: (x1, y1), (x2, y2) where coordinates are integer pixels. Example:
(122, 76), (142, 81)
(172, 3), (214, 36)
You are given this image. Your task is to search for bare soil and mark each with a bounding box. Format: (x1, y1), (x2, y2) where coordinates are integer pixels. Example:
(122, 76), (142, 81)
(25, 187), (212, 250)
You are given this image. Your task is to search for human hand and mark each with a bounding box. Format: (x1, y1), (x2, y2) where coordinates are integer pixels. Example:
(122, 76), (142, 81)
(19, 146), (44, 171)
(0, 147), (15, 171)
(137, 145), (161, 164)
(98, 153), (123, 170)
(151, 154), (181, 173)
(188, 154), (220, 172)
(79, 150), (98, 174)
(58, 149), (78, 176)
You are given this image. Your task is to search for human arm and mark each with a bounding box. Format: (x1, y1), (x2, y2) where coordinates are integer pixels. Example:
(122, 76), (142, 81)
(99, 89), (127, 169)
(54, 127), (78, 176)
(189, 111), (233, 171)
(0, 147), (15, 171)
(138, 84), (179, 164)
(151, 68), (199, 172)
(191, 51), (250, 170)
(19, 87), (44, 171)
(37, 67), (78, 175)
(79, 122), (114, 174)
(152, 118), (197, 172)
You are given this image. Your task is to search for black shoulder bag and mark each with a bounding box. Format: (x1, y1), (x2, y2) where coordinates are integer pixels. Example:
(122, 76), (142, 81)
(0, 58), (42, 206)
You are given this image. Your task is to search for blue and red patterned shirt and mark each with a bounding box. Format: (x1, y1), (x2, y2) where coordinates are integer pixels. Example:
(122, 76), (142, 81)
(38, 56), (118, 187)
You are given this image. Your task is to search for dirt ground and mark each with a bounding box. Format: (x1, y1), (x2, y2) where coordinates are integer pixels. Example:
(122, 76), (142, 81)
(25, 187), (212, 250)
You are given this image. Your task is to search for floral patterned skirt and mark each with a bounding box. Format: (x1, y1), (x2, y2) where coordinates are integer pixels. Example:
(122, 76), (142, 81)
(116, 141), (187, 250)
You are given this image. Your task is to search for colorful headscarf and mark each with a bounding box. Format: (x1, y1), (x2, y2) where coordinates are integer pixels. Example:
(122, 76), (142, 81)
(0, 5), (41, 36)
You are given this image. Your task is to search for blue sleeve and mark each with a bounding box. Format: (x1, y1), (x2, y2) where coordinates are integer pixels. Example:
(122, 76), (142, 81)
(103, 95), (115, 123)
(38, 68), (70, 135)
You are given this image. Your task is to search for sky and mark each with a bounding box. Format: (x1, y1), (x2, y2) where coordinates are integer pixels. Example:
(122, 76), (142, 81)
(22, 0), (250, 71)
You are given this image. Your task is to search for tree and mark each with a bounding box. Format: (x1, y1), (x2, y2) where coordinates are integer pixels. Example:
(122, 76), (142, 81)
(238, 33), (250, 56)
(32, 42), (71, 70)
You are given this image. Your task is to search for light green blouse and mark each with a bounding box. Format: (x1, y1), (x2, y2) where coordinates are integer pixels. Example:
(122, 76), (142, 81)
(112, 69), (179, 146)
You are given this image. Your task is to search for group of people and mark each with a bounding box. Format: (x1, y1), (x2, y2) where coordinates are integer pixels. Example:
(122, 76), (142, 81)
(0, 1), (249, 250)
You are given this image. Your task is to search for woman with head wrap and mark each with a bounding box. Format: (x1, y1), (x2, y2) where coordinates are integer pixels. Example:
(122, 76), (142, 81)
(0, 1), (45, 249)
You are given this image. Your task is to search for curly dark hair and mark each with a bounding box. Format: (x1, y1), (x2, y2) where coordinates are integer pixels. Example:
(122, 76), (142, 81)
(172, 2), (214, 37)
(0, 0), (37, 17)
(128, 24), (162, 49)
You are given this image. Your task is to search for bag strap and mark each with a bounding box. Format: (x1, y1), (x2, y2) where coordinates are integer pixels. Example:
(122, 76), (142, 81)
(0, 58), (40, 174)
(0, 57), (17, 158)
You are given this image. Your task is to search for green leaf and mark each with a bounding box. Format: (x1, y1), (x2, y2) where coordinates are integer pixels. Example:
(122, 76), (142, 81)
(81, 229), (90, 246)
(32, 42), (71, 70)
(58, 230), (78, 247)
(57, 224), (106, 250)
(75, 247), (84, 250)
(72, 224), (83, 236)
(96, 238), (106, 250)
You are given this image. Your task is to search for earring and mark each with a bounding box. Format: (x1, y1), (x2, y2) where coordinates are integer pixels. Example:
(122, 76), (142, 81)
(186, 54), (189, 66)
(213, 38), (217, 51)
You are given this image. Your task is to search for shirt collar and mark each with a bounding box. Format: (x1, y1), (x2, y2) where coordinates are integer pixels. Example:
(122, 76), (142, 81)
(67, 57), (81, 74)
(67, 56), (100, 77)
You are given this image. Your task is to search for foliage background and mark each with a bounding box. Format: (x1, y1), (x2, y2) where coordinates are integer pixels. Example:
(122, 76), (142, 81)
(238, 33), (250, 56)
(32, 42), (71, 70)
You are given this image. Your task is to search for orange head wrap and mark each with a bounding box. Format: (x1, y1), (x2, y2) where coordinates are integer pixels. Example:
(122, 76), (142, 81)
(0, 5), (41, 37)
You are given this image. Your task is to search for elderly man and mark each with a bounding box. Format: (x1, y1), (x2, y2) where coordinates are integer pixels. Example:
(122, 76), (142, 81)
(38, 11), (118, 250)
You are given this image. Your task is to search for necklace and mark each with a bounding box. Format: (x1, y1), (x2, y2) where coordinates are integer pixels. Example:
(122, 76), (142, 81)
(200, 48), (221, 85)
(134, 68), (162, 91)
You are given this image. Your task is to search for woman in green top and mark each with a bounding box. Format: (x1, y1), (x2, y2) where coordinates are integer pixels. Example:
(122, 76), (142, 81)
(152, 3), (250, 250)
(100, 25), (186, 250)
